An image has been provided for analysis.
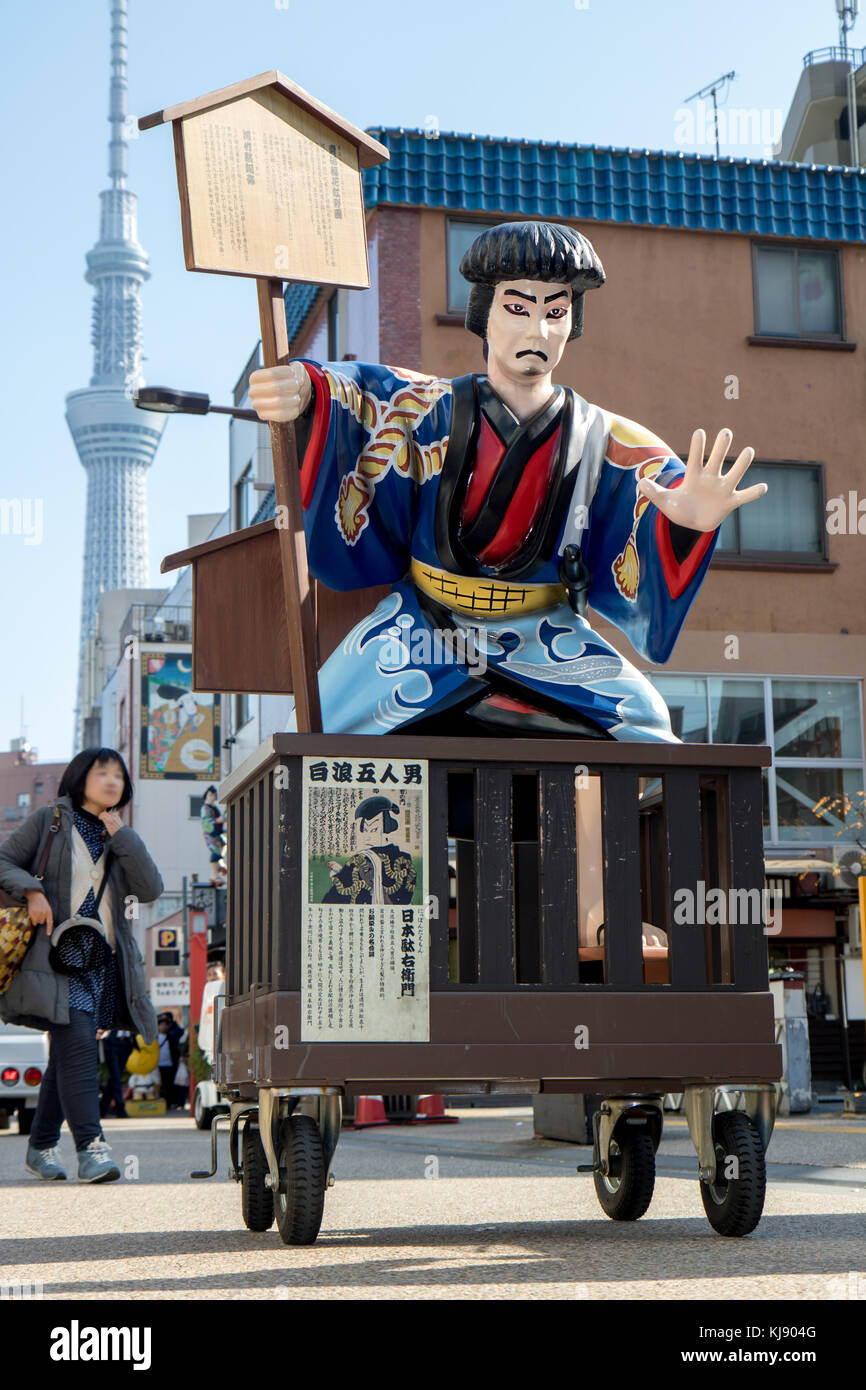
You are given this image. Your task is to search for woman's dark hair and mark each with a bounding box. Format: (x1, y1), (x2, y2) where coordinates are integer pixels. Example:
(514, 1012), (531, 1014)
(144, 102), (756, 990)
(459, 220), (605, 344)
(204, 785), (218, 799)
(58, 747), (133, 811)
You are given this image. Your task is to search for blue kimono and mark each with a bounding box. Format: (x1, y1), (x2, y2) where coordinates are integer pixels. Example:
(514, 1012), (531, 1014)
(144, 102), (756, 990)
(289, 360), (718, 740)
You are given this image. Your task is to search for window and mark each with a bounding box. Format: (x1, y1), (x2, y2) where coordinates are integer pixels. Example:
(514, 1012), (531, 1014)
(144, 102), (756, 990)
(752, 244), (842, 340)
(772, 679), (861, 760)
(709, 678), (766, 744)
(234, 462), (254, 530)
(648, 675), (864, 846)
(17, 792), (30, 810)
(190, 795), (205, 819)
(234, 692), (251, 730)
(655, 676), (708, 741)
(715, 462), (826, 560)
(446, 220), (491, 313)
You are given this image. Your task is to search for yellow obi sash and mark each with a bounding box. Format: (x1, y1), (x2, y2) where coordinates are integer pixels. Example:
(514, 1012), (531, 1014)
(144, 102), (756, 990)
(410, 558), (567, 617)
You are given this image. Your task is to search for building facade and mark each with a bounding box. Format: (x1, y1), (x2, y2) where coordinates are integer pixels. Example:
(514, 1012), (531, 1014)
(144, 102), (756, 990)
(778, 44), (866, 165)
(0, 741), (66, 852)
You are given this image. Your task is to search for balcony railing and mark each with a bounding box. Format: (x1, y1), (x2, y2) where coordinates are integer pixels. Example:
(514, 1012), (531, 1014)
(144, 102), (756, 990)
(803, 45), (866, 69)
(119, 604), (192, 648)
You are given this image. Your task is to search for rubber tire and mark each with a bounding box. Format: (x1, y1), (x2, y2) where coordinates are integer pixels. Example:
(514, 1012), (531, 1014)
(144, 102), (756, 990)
(593, 1127), (656, 1221)
(700, 1110), (766, 1237)
(194, 1087), (216, 1131)
(241, 1122), (275, 1232)
(17, 1106), (34, 1136)
(274, 1115), (326, 1246)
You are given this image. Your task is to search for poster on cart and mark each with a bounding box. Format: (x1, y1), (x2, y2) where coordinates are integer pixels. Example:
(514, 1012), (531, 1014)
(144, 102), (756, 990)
(301, 755), (429, 1042)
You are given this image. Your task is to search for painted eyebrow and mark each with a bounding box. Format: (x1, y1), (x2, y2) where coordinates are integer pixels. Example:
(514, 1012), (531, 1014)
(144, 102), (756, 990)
(544, 290), (570, 303)
(503, 289), (536, 302)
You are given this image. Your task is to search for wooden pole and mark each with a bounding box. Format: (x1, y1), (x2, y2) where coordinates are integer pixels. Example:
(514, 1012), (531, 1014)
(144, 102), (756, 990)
(255, 277), (322, 733)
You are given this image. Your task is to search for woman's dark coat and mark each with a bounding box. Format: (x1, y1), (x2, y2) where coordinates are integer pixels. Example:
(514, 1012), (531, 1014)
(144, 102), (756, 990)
(0, 794), (163, 1041)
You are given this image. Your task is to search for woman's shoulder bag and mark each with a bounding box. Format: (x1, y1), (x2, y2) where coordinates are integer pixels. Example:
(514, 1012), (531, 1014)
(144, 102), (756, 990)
(0, 806), (62, 994)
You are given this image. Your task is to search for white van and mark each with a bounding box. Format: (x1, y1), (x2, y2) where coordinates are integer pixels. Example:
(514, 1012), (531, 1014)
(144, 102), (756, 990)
(0, 1021), (49, 1134)
(192, 979), (229, 1130)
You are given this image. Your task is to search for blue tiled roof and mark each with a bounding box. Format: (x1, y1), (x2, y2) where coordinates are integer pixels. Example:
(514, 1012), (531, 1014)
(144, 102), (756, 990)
(250, 486), (276, 526)
(362, 128), (866, 244)
(285, 281), (321, 341)
(282, 130), (866, 343)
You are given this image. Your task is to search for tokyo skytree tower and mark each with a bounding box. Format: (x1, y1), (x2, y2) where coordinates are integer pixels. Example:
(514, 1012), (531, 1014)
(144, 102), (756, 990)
(66, 0), (165, 751)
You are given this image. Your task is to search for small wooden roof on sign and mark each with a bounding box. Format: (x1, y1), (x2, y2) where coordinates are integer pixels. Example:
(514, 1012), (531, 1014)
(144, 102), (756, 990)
(139, 70), (389, 168)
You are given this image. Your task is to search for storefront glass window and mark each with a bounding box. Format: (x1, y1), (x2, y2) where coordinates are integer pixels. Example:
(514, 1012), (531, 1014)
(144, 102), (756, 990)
(772, 679), (861, 760)
(648, 675), (864, 845)
(775, 766), (862, 843)
(654, 676), (708, 741)
(710, 678), (766, 743)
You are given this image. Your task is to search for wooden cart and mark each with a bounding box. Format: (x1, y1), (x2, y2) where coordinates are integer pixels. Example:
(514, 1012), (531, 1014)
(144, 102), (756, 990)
(194, 732), (781, 1243)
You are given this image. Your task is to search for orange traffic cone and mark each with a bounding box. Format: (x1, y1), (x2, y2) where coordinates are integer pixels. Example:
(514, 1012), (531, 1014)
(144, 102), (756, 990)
(413, 1095), (459, 1124)
(352, 1095), (389, 1128)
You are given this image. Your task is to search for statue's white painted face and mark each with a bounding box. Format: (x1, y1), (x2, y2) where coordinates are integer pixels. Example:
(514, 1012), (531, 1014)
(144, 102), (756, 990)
(485, 278), (573, 378)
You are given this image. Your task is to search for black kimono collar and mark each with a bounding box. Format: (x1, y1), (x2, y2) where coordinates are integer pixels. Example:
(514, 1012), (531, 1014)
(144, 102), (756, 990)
(457, 382), (567, 561)
(477, 378), (565, 444)
(434, 374), (574, 581)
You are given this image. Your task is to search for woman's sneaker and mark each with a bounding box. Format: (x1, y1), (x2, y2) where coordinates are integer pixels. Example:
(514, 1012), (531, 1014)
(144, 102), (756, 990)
(25, 1144), (68, 1180)
(77, 1138), (121, 1183)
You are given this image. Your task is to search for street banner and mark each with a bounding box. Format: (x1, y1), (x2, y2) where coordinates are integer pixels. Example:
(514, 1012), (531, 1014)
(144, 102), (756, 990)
(301, 755), (429, 1041)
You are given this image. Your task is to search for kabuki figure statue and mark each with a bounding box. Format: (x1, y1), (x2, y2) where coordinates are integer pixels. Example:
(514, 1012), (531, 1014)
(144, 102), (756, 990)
(249, 221), (767, 740)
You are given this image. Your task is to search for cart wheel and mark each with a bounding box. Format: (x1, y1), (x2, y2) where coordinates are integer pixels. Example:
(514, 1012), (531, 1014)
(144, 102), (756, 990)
(700, 1111), (766, 1237)
(274, 1115), (326, 1246)
(241, 1122), (275, 1232)
(593, 1128), (655, 1220)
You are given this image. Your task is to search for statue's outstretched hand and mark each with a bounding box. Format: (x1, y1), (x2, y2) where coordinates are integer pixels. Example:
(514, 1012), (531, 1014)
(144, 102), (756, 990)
(248, 362), (312, 423)
(637, 428), (766, 533)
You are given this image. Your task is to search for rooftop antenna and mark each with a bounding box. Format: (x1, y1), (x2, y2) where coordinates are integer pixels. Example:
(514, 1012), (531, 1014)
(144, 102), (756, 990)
(837, 0), (861, 164)
(837, 0), (859, 54)
(684, 71), (737, 159)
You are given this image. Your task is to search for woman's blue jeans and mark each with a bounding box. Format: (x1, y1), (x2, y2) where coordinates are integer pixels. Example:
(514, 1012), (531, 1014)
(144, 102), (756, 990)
(30, 1008), (104, 1152)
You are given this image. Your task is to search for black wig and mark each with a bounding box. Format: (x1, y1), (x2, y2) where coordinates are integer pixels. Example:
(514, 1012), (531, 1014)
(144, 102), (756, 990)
(354, 796), (400, 836)
(459, 221), (605, 342)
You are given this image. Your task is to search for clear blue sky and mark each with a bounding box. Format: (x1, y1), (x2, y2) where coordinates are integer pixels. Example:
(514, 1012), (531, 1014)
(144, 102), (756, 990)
(0, 0), (844, 761)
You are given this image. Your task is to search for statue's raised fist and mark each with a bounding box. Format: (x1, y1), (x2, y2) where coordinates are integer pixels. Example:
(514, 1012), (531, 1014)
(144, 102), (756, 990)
(248, 361), (312, 424)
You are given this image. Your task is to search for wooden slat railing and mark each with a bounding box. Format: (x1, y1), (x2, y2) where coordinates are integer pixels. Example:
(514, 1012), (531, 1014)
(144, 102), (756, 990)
(221, 735), (772, 1000)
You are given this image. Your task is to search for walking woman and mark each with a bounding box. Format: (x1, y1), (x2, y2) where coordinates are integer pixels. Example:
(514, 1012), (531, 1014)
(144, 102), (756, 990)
(0, 747), (163, 1182)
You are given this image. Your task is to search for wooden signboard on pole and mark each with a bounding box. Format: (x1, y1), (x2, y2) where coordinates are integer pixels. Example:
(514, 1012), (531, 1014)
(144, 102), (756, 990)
(140, 72), (389, 731)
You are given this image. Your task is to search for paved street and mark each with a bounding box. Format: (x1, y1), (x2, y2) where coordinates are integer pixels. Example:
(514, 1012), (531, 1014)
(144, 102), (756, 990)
(1, 1107), (864, 1300)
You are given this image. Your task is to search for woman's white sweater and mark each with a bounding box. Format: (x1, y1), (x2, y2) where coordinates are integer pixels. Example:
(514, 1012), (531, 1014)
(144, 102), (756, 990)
(70, 826), (116, 950)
